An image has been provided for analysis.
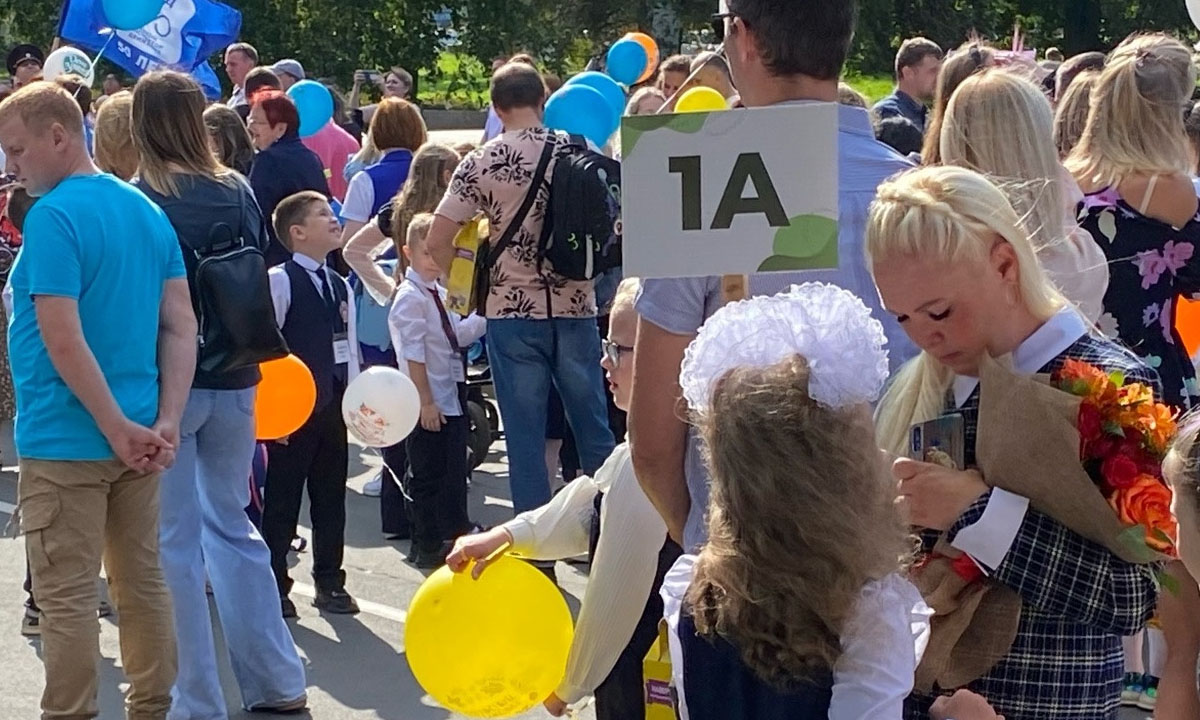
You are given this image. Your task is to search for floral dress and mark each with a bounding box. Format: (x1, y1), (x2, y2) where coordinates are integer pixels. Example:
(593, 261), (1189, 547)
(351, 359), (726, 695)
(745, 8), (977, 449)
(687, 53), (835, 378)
(1077, 186), (1200, 410)
(0, 193), (19, 421)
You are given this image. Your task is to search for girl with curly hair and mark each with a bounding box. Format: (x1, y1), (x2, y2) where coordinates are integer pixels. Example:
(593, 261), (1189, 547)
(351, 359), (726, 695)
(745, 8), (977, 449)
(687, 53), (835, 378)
(661, 283), (930, 719)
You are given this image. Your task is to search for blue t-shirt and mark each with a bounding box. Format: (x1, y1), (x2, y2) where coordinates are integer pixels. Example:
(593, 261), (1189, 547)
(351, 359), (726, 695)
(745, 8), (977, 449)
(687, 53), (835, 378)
(8, 173), (186, 460)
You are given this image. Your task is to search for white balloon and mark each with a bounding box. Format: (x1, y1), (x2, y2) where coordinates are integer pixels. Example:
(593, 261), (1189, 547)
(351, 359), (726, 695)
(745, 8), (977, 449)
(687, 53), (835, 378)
(1191, 0), (1200, 32)
(342, 366), (420, 448)
(42, 47), (95, 85)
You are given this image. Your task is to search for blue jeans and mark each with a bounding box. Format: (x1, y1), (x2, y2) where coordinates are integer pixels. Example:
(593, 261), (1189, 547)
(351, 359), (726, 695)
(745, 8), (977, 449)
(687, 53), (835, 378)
(487, 317), (616, 513)
(159, 388), (306, 718)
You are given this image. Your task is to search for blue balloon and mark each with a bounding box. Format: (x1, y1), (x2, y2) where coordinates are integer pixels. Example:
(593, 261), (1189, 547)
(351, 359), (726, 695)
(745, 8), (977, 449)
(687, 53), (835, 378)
(565, 71), (626, 124)
(544, 85), (619, 148)
(606, 38), (649, 86)
(100, 0), (163, 31)
(288, 80), (334, 139)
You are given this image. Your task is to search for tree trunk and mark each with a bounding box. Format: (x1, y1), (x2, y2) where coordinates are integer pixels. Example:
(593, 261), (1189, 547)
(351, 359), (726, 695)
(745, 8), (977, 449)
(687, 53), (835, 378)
(1063, 0), (1102, 55)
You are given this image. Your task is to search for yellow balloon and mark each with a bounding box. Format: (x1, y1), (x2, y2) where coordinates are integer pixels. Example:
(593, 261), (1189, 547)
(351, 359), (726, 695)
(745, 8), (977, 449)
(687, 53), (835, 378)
(405, 556), (574, 718)
(675, 86), (728, 113)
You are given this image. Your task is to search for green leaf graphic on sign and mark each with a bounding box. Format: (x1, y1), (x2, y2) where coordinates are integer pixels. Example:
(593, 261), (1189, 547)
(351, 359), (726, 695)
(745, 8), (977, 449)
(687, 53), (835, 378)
(621, 113), (710, 157)
(757, 214), (839, 271)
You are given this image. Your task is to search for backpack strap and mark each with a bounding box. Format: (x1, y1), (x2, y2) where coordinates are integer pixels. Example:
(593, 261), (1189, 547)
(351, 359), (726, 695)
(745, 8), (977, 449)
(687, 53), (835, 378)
(485, 138), (555, 267)
(199, 177), (251, 258)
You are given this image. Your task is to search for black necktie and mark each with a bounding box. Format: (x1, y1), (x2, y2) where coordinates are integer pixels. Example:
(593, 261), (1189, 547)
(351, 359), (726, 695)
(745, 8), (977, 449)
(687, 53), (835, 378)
(315, 267), (336, 312)
(428, 287), (461, 352)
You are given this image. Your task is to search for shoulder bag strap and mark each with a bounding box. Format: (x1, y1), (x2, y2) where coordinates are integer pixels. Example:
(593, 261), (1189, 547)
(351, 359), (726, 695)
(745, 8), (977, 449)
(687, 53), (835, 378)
(485, 138), (555, 267)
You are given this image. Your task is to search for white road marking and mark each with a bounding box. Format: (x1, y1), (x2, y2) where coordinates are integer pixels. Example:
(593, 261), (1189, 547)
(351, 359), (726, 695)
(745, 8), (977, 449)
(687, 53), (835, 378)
(0, 500), (14, 515)
(291, 580), (408, 624)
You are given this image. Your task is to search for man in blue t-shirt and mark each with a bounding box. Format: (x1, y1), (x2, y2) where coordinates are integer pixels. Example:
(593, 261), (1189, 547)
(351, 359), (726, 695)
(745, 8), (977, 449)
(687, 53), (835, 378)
(0, 82), (196, 720)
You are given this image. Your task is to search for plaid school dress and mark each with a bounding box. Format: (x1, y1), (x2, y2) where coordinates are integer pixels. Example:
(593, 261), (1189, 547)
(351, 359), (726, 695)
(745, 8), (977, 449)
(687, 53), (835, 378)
(904, 334), (1161, 720)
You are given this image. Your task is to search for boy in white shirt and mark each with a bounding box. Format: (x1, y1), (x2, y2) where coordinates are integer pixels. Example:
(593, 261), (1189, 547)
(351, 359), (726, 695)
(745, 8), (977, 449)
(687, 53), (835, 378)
(389, 213), (486, 568)
(265, 191), (361, 617)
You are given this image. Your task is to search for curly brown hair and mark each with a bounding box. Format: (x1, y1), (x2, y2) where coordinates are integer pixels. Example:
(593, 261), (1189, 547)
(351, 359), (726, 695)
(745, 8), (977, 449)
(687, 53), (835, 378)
(687, 355), (913, 688)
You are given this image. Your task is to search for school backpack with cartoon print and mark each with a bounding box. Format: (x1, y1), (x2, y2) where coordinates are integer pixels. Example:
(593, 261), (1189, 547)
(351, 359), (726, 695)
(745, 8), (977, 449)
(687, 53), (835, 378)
(539, 134), (622, 281)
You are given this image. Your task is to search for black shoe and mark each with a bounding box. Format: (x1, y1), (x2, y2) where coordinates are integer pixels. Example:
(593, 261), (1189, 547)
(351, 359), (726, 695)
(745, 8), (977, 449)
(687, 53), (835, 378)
(313, 588), (360, 614)
(409, 542), (451, 570)
(281, 596), (297, 619)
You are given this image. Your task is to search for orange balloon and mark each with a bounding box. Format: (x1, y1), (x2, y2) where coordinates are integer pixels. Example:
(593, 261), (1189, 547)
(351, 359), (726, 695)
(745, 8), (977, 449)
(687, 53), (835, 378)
(1177, 298), (1200, 357)
(628, 32), (660, 84)
(255, 355), (317, 440)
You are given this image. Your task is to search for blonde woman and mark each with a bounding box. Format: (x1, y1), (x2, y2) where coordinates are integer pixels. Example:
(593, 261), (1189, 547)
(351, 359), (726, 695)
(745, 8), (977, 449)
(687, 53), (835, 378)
(921, 41), (995, 165)
(869, 165), (1158, 720)
(939, 68), (1108, 321)
(130, 71), (307, 716)
(343, 143), (459, 303)
(661, 283), (929, 720)
(93, 90), (137, 181)
(1053, 69), (1098, 159)
(1067, 33), (1200, 720)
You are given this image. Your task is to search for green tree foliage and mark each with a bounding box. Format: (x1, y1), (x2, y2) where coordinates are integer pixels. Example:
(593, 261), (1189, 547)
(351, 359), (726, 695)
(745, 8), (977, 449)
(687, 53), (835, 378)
(3, 1), (1197, 89)
(226, 0), (445, 93)
(852, 0), (1197, 73)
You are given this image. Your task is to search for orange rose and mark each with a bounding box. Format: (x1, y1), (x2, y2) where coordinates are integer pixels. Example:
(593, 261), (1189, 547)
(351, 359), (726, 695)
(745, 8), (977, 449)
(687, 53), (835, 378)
(1109, 476), (1178, 554)
(1135, 402), (1178, 456)
(1057, 359), (1115, 403)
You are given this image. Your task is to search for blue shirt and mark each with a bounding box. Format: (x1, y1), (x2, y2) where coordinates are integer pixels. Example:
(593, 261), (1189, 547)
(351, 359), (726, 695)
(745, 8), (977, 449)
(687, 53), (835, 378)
(8, 173), (186, 460)
(872, 89), (927, 134)
(635, 103), (915, 551)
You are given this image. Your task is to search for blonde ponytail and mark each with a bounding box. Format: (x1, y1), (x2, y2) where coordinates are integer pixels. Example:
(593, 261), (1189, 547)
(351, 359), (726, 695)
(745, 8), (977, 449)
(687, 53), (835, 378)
(1066, 33), (1195, 188)
(867, 166), (1066, 455)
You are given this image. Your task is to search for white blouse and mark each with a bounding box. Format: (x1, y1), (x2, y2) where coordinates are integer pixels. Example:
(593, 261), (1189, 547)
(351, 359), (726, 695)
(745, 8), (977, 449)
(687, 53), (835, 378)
(501, 443), (669, 705)
(660, 556), (932, 720)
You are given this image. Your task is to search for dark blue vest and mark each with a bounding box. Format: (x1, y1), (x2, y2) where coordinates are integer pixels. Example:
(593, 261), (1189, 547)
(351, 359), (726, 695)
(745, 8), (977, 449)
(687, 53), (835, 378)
(679, 612), (833, 720)
(280, 260), (348, 411)
(364, 149), (413, 218)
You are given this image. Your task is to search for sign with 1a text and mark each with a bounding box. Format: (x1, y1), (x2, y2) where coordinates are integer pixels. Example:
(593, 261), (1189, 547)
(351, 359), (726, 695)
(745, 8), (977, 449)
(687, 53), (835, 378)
(620, 103), (840, 279)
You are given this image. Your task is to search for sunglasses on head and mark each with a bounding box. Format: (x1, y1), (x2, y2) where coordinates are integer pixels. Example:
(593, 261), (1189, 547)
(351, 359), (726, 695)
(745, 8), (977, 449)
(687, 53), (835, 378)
(710, 12), (740, 43)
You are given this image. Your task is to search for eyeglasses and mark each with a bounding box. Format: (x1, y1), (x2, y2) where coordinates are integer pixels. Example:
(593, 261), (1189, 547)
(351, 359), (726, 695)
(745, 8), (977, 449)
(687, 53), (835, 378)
(601, 339), (634, 367)
(709, 12), (737, 43)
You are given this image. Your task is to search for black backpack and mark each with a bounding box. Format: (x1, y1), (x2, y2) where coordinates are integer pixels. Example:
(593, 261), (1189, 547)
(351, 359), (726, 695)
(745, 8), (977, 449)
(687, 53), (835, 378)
(539, 134), (622, 281)
(193, 183), (288, 374)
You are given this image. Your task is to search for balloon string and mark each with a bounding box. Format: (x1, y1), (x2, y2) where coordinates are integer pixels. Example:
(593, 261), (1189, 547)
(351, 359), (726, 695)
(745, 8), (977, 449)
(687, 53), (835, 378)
(377, 448), (414, 503)
(654, 42), (726, 115)
(90, 31), (117, 74)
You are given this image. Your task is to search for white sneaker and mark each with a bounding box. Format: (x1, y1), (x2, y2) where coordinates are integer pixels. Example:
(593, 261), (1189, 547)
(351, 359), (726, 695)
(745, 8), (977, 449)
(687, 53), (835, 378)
(363, 472), (383, 497)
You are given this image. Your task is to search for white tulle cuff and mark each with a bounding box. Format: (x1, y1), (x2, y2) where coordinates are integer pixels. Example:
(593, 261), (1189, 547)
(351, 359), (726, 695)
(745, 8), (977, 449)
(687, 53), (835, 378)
(680, 283), (890, 411)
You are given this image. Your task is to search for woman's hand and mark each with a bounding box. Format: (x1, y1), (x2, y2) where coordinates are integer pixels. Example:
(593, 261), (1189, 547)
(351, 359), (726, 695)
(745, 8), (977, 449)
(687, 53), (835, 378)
(542, 693), (568, 716)
(446, 527), (512, 579)
(894, 458), (988, 530)
(931, 689), (1004, 720)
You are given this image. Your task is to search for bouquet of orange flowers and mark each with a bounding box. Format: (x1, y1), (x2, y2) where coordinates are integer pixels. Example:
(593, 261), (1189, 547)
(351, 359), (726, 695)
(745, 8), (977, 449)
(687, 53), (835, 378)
(913, 354), (1176, 692)
(1053, 359), (1178, 555)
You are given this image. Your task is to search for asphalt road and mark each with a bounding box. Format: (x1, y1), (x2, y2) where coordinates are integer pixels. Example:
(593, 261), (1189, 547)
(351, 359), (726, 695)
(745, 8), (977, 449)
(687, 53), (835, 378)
(0, 425), (596, 720)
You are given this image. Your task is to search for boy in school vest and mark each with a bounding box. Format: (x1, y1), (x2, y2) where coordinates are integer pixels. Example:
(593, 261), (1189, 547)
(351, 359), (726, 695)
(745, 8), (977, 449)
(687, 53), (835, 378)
(264, 190), (361, 617)
(388, 213), (486, 567)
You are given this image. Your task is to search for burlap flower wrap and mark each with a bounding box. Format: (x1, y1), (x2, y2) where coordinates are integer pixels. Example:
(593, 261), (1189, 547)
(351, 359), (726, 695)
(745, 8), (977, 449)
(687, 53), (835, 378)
(912, 354), (1167, 692)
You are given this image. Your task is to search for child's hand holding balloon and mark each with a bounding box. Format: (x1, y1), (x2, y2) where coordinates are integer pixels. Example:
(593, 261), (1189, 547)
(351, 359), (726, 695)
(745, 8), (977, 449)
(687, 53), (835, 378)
(542, 692), (568, 716)
(446, 527), (513, 579)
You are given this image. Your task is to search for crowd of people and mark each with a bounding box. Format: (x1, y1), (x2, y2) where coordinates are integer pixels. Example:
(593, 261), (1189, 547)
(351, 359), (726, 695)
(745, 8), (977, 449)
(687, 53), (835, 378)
(3, 1), (1200, 719)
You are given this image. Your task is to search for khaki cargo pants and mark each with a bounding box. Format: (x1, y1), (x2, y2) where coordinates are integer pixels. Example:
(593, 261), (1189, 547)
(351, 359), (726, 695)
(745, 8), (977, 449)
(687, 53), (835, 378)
(19, 459), (177, 720)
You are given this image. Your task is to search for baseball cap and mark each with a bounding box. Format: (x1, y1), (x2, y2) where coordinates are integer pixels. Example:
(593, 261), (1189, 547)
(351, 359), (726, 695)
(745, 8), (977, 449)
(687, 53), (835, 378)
(270, 59), (305, 82)
(6, 44), (44, 76)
